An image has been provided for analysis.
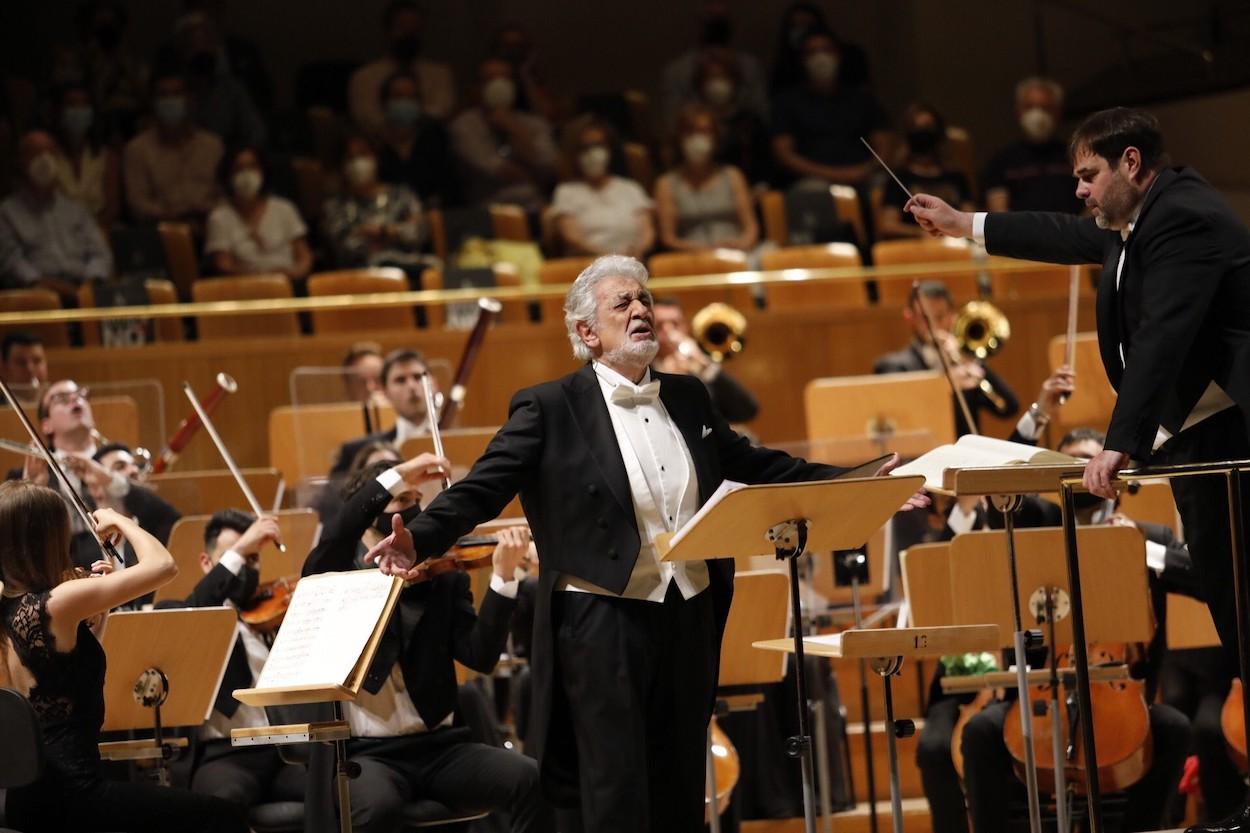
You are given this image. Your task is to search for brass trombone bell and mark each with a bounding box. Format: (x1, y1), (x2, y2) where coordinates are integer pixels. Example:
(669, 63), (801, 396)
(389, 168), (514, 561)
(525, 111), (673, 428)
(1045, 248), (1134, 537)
(691, 302), (747, 362)
(953, 300), (1010, 360)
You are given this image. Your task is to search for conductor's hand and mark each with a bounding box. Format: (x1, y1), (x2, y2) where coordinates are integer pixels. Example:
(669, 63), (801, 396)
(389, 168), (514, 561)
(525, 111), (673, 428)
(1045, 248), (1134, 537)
(364, 513), (422, 579)
(904, 194), (973, 239)
(873, 453), (931, 512)
(395, 453), (451, 487)
(491, 526), (531, 580)
(234, 516), (282, 557)
(1083, 449), (1130, 501)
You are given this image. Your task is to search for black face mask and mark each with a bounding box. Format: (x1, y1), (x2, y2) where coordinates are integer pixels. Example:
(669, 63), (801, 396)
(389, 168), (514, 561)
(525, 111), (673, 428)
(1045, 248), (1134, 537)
(374, 503), (423, 535)
(906, 128), (942, 155)
(702, 17), (732, 47)
(228, 562), (260, 607)
(391, 34), (421, 62)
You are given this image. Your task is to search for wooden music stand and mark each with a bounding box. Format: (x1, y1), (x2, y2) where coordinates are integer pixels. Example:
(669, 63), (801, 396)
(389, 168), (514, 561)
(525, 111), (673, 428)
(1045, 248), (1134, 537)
(1046, 333), (1115, 440)
(268, 402), (396, 481)
(804, 371), (955, 460)
(1167, 594), (1221, 650)
(657, 474), (924, 833)
(400, 428), (525, 519)
(147, 468), (284, 517)
(99, 608), (237, 784)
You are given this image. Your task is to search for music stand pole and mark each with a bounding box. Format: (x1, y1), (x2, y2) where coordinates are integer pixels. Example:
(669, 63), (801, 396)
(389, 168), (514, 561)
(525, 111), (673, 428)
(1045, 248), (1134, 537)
(848, 561), (879, 833)
(775, 519), (819, 833)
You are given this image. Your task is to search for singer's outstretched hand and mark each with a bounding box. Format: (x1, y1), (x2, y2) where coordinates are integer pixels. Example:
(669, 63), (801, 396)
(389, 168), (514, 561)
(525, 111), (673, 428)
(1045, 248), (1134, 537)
(904, 194), (974, 239)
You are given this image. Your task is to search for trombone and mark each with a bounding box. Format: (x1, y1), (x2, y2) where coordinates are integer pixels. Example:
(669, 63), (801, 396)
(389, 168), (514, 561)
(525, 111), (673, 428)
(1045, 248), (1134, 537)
(951, 300), (1011, 412)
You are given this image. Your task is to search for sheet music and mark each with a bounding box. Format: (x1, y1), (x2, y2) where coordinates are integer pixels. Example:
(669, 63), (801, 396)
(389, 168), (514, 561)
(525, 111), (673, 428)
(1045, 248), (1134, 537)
(669, 479), (746, 550)
(255, 570), (397, 690)
(890, 434), (1076, 491)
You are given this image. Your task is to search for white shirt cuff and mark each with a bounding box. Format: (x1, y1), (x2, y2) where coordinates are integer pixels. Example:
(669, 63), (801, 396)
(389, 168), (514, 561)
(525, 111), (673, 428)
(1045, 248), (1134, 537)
(218, 549), (247, 575)
(946, 502), (979, 535)
(489, 570), (524, 599)
(1144, 540), (1168, 575)
(1015, 411), (1044, 442)
(971, 212), (987, 244)
(377, 467), (405, 495)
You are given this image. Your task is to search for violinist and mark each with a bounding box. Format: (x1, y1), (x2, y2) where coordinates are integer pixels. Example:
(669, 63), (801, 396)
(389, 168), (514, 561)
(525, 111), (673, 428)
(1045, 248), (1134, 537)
(302, 452), (552, 833)
(329, 349), (437, 479)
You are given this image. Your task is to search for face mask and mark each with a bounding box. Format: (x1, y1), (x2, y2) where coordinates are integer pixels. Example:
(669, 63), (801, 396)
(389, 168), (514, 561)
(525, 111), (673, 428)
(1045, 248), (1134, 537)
(154, 95), (187, 127)
(805, 52), (839, 85)
(1020, 107), (1056, 142)
(231, 169), (263, 200)
(386, 98), (421, 127)
(391, 34), (421, 62)
(345, 156), (377, 187)
(682, 133), (714, 164)
(374, 503), (423, 535)
(61, 106), (94, 139)
(27, 153), (58, 189)
(579, 145), (610, 179)
(481, 78), (516, 110)
(702, 78), (734, 106)
(906, 128), (942, 155)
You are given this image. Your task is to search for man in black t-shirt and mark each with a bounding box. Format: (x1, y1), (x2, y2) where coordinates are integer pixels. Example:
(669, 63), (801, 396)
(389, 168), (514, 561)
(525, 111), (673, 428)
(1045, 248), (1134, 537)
(982, 77), (1083, 214)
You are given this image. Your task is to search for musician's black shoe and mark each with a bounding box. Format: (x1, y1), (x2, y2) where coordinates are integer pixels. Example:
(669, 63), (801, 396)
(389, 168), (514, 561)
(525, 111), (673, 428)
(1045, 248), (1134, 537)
(1188, 799), (1250, 832)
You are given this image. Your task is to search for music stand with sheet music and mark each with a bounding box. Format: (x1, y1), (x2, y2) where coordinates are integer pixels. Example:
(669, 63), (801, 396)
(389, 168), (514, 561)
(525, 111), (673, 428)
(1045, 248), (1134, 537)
(98, 608), (237, 785)
(656, 474), (923, 833)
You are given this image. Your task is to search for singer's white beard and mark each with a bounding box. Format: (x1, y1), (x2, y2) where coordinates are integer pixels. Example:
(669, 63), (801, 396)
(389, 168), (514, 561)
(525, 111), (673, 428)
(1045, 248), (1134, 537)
(603, 338), (659, 369)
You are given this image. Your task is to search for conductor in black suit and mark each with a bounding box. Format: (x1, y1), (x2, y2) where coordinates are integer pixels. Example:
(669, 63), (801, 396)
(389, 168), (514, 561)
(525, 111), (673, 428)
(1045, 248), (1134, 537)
(363, 254), (928, 832)
(907, 107), (1250, 833)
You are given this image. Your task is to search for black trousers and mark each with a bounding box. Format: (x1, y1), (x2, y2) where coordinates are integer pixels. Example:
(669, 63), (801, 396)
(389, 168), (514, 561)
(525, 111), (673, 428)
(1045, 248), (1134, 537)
(6, 775), (248, 833)
(1156, 406), (1250, 681)
(916, 695), (971, 833)
(346, 733), (552, 833)
(191, 741), (306, 809)
(961, 700), (1190, 832)
(554, 582), (718, 833)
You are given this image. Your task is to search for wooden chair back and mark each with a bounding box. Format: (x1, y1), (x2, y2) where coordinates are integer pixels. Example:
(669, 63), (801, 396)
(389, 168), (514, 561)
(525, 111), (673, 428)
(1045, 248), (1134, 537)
(830, 185), (867, 249)
(426, 209), (448, 262)
(76, 279), (183, 345)
(537, 257), (594, 324)
(307, 268), (413, 334)
(872, 238), (977, 305)
(191, 274), (298, 340)
(489, 204), (530, 242)
(991, 263), (1096, 300)
(146, 468), (284, 518)
(901, 542), (955, 627)
(0, 289), (68, 347)
(157, 221), (199, 300)
(759, 243), (867, 312)
(0, 395), (139, 450)
(268, 402), (395, 482)
(422, 264), (525, 329)
(646, 249), (746, 311)
(759, 190), (788, 246)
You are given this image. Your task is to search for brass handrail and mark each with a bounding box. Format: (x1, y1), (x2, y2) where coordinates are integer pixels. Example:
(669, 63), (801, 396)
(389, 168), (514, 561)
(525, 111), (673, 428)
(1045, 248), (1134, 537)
(0, 257), (1069, 326)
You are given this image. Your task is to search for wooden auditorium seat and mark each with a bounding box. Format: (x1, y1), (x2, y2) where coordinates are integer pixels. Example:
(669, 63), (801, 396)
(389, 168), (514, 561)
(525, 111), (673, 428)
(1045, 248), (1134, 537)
(536, 256), (595, 323)
(829, 184), (868, 249)
(0, 288), (68, 348)
(759, 190), (788, 246)
(991, 263), (1097, 300)
(426, 208), (448, 262)
(0, 395), (140, 450)
(76, 279), (184, 346)
(489, 204), (530, 242)
(306, 267), (413, 333)
(422, 263), (524, 328)
(872, 237), (978, 305)
(191, 274), (299, 340)
(760, 186), (867, 250)
(646, 249), (746, 311)
(269, 401), (396, 482)
(157, 221), (200, 299)
(759, 243), (868, 312)
(146, 467), (284, 519)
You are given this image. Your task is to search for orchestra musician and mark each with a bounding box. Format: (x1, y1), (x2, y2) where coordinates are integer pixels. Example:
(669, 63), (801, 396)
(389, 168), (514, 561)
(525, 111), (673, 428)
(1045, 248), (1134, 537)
(362, 254), (927, 832)
(651, 296), (759, 423)
(341, 341), (386, 405)
(329, 348), (435, 479)
(908, 107), (1250, 833)
(0, 480), (248, 833)
(0, 331), (49, 400)
(302, 452), (552, 833)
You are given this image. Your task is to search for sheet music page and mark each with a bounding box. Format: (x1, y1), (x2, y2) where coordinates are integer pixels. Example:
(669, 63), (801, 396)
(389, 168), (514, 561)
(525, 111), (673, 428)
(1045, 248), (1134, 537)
(889, 435), (1078, 491)
(668, 480), (746, 549)
(255, 570), (397, 690)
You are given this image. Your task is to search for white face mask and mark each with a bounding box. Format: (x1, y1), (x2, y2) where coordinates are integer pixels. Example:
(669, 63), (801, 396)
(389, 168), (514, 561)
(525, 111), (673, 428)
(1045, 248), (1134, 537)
(702, 78), (734, 106)
(27, 153), (58, 188)
(804, 52), (839, 84)
(682, 133), (714, 165)
(482, 77), (516, 110)
(345, 156), (377, 187)
(1020, 107), (1056, 142)
(579, 146), (610, 179)
(231, 169), (263, 200)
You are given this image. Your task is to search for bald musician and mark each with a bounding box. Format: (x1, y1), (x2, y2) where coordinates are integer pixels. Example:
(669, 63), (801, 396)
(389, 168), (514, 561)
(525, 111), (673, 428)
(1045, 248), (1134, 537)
(363, 254), (927, 832)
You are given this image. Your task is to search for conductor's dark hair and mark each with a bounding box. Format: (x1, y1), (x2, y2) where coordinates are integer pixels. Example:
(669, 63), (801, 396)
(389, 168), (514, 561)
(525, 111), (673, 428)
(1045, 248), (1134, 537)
(1069, 107), (1168, 173)
(1058, 426), (1106, 451)
(204, 508), (256, 554)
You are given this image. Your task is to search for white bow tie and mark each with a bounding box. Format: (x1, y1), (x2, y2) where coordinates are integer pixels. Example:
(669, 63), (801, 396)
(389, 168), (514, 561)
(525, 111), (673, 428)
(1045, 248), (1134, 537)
(610, 380), (661, 408)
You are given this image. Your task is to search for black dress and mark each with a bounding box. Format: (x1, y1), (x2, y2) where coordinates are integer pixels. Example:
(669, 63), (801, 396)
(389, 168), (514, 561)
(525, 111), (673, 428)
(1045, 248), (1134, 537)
(1, 591), (248, 833)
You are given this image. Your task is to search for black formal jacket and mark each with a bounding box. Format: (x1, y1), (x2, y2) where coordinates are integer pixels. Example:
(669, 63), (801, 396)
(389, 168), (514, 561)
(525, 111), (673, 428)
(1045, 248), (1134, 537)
(328, 427), (400, 479)
(302, 477), (515, 731)
(984, 167), (1250, 460)
(403, 364), (847, 799)
(873, 343), (1020, 436)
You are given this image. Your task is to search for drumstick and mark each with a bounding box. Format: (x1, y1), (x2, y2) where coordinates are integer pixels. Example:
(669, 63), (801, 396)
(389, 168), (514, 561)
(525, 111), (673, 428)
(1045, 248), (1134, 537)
(860, 136), (915, 201)
(421, 374), (452, 492)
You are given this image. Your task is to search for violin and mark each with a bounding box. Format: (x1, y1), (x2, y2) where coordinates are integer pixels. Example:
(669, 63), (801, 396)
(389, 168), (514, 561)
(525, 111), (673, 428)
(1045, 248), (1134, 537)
(404, 534), (535, 584)
(705, 717), (740, 821)
(1003, 643), (1152, 794)
(1220, 678), (1247, 771)
(239, 575), (298, 632)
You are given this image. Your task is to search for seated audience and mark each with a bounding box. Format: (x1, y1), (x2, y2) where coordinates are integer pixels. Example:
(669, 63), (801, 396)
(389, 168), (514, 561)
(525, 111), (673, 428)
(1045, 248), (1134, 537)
(51, 0), (149, 143)
(175, 14), (268, 148)
(769, 3), (870, 93)
(876, 102), (973, 240)
(0, 481), (248, 833)
(983, 77), (1084, 214)
(654, 105), (759, 257)
(873, 280), (1018, 436)
(205, 145), (312, 280)
(692, 53), (773, 188)
(51, 82), (121, 227)
(449, 57), (558, 214)
(0, 130), (112, 301)
(330, 349), (433, 477)
(123, 68), (223, 225)
(375, 71), (460, 209)
(660, 2), (769, 132)
(1, 332), (49, 394)
(652, 297), (758, 423)
(770, 30), (890, 190)
(322, 135), (425, 272)
(488, 22), (560, 122)
(349, 0), (457, 133)
(551, 119), (654, 258)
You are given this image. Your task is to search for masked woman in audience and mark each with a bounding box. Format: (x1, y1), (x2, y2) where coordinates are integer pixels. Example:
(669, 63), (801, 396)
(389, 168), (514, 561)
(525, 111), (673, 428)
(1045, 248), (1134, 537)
(205, 144), (312, 281)
(874, 102), (973, 240)
(50, 82), (121, 228)
(0, 480), (247, 833)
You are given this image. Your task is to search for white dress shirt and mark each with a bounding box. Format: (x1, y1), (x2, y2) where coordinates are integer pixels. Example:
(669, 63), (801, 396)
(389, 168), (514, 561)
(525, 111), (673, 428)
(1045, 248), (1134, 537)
(557, 363), (709, 602)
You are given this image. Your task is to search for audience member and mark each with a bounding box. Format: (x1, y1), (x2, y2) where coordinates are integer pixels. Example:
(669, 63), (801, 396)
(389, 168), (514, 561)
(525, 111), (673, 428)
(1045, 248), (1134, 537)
(876, 103), (973, 240)
(50, 82), (121, 228)
(175, 0), (275, 111)
(375, 71), (460, 209)
(770, 30), (890, 190)
(769, 3), (870, 92)
(330, 348), (433, 478)
(449, 57), (558, 215)
(652, 297), (758, 423)
(123, 68), (224, 225)
(550, 119), (654, 258)
(692, 53), (773, 187)
(654, 105), (759, 258)
(322, 135), (425, 272)
(983, 77), (1084, 214)
(51, 0), (150, 143)
(174, 14), (268, 148)
(341, 341), (385, 404)
(348, 0), (457, 132)
(1, 332), (49, 393)
(205, 145), (311, 280)
(660, 2), (769, 132)
(0, 130), (112, 301)
(489, 22), (560, 123)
